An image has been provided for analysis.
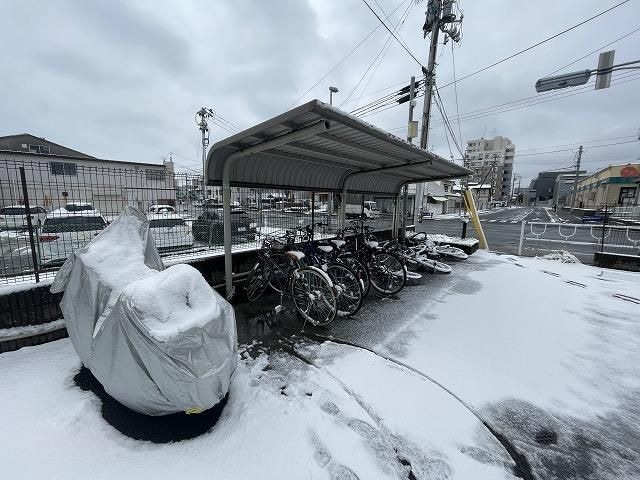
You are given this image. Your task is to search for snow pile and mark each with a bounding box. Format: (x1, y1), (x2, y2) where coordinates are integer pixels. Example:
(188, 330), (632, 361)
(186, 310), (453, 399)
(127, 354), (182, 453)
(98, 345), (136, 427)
(427, 233), (479, 247)
(539, 250), (581, 264)
(81, 212), (153, 291)
(123, 264), (222, 342)
(0, 318), (65, 340)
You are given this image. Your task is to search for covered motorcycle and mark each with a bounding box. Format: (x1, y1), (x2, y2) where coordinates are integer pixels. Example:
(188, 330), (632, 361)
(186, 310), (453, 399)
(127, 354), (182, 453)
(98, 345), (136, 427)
(51, 206), (237, 415)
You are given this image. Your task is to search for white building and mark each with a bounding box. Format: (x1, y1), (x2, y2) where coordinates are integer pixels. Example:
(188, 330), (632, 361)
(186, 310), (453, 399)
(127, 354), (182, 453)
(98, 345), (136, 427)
(0, 134), (175, 218)
(464, 136), (515, 202)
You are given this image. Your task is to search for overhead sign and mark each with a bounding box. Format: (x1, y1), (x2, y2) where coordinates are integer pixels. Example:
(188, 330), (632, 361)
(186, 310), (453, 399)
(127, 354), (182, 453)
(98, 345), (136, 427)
(595, 50), (615, 90)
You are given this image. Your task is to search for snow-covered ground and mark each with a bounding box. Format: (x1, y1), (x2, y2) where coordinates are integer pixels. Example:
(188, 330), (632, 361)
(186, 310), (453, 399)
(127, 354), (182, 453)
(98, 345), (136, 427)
(1, 251), (639, 479)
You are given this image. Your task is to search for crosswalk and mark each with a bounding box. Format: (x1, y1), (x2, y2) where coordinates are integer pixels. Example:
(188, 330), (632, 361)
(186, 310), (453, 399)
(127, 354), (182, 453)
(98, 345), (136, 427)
(485, 219), (521, 223)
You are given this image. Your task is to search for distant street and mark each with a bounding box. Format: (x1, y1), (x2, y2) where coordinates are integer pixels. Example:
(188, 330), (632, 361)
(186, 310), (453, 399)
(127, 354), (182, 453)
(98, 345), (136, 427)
(416, 206), (615, 264)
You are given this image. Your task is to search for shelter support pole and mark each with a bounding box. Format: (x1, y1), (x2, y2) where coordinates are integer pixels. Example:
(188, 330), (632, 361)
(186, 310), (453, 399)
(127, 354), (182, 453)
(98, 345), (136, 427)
(401, 185), (408, 244)
(311, 192), (315, 240)
(221, 120), (331, 299)
(392, 192), (400, 239)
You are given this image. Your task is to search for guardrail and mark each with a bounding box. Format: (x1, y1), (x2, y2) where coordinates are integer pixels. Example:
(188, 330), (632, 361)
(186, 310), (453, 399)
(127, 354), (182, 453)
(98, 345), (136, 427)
(518, 221), (640, 262)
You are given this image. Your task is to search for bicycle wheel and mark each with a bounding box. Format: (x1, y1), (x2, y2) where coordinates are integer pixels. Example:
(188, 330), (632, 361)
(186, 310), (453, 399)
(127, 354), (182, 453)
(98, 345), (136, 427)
(245, 262), (269, 301)
(337, 253), (371, 297)
(368, 251), (406, 295)
(267, 252), (292, 293)
(291, 267), (337, 326)
(326, 263), (363, 317)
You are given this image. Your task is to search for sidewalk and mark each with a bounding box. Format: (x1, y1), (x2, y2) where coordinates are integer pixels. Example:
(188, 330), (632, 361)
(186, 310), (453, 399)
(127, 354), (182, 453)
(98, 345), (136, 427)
(1, 251), (639, 479)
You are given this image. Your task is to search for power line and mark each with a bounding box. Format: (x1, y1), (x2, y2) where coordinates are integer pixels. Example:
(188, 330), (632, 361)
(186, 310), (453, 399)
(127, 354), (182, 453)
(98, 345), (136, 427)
(355, 0), (633, 112)
(288, 0), (410, 109)
(450, 42), (463, 147)
(516, 135), (637, 153)
(340, 0), (414, 107)
(433, 85), (464, 158)
(545, 25), (640, 77)
(360, 0), (424, 67)
(438, 0), (631, 89)
(514, 139), (638, 158)
(432, 71), (640, 126)
(357, 1), (414, 103)
(358, 67), (640, 122)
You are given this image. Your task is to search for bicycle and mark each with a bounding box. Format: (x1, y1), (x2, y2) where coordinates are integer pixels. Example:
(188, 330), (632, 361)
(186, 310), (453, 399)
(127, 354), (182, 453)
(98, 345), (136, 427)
(295, 223), (364, 316)
(245, 233), (337, 326)
(338, 220), (407, 295)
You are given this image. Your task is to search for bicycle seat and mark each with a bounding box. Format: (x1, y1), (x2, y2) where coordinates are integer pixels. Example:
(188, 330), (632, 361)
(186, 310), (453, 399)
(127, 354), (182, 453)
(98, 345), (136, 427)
(316, 245), (333, 253)
(331, 239), (346, 248)
(365, 241), (379, 248)
(285, 251), (305, 261)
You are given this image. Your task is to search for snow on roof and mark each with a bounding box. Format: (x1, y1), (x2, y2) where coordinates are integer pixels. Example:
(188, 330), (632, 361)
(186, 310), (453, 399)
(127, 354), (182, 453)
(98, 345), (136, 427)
(121, 264), (223, 342)
(48, 208), (104, 218)
(147, 213), (184, 220)
(469, 184), (491, 189)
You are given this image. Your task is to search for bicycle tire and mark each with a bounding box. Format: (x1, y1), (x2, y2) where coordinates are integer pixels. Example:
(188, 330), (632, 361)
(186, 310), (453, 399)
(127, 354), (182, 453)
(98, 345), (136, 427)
(368, 251), (406, 295)
(326, 263), (363, 317)
(337, 253), (371, 297)
(245, 262), (269, 301)
(291, 266), (337, 326)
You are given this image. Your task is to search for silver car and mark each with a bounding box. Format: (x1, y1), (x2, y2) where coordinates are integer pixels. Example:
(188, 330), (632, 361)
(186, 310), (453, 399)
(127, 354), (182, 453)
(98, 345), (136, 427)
(147, 213), (193, 250)
(38, 208), (107, 266)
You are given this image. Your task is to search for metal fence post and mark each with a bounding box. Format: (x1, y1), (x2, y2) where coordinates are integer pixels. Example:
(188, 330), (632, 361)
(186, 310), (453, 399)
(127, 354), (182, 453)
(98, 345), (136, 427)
(600, 204), (607, 252)
(311, 191), (315, 240)
(518, 220), (526, 256)
(19, 167), (40, 283)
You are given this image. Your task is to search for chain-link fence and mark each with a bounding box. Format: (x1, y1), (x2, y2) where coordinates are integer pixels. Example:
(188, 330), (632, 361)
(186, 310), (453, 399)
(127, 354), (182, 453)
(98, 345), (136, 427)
(0, 159), (396, 285)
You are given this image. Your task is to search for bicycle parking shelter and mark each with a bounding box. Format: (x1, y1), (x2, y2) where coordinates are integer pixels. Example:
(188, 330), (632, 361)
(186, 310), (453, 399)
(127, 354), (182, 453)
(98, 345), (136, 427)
(206, 99), (470, 297)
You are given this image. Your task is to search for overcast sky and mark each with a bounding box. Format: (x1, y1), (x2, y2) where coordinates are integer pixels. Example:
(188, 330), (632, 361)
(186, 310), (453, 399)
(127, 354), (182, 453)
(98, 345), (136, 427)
(1, 0), (639, 185)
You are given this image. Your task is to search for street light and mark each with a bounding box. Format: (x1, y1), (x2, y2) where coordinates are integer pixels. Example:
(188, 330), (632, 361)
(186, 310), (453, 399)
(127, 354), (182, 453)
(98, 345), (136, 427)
(329, 86), (339, 106)
(535, 49), (640, 92)
(535, 70), (591, 92)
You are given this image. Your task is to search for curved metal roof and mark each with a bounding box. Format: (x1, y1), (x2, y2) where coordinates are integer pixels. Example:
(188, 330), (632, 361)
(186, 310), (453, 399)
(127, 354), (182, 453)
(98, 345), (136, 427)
(206, 99), (470, 195)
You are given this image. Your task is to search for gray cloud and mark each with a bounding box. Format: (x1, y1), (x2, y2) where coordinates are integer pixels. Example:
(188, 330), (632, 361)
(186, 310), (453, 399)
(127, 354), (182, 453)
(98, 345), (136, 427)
(0, 0), (638, 182)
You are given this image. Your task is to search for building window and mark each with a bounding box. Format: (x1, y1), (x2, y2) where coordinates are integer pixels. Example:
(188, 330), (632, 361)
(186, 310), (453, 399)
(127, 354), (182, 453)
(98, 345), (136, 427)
(145, 169), (166, 181)
(29, 144), (51, 154)
(50, 162), (77, 176)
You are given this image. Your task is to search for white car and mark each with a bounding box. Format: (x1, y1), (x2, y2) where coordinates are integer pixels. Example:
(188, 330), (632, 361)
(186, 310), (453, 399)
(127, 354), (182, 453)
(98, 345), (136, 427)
(147, 213), (193, 250)
(0, 205), (48, 231)
(148, 204), (176, 214)
(38, 208), (108, 266)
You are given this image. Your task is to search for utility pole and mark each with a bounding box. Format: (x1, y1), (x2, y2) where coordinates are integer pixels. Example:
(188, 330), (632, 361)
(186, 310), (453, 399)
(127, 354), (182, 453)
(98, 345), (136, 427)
(196, 107), (215, 204)
(570, 145), (583, 212)
(510, 173), (518, 206)
(416, 0), (462, 221)
(401, 76), (418, 242)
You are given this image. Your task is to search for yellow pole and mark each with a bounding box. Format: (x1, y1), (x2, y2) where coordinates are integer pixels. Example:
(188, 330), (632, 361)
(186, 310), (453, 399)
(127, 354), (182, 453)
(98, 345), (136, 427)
(463, 189), (489, 249)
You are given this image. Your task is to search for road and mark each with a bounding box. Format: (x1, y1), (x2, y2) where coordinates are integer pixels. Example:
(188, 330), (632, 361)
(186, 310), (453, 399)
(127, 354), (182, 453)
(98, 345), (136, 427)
(415, 206), (633, 265)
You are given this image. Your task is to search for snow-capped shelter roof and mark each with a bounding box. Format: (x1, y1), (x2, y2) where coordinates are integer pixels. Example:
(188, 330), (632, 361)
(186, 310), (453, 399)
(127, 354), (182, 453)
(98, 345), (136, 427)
(206, 99), (471, 298)
(206, 99), (470, 195)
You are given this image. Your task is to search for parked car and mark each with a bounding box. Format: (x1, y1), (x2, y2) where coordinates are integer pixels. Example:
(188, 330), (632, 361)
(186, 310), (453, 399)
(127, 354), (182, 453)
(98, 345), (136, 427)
(38, 208), (107, 266)
(64, 202), (94, 212)
(147, 213), (193, 250)
(148, 204), (176, 214)
(0, 205), (48, 231)
(192, 209), (257, 244)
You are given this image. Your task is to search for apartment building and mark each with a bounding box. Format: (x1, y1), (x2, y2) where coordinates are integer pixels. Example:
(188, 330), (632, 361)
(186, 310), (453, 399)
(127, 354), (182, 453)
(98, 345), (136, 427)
(464, 136), (515, 201)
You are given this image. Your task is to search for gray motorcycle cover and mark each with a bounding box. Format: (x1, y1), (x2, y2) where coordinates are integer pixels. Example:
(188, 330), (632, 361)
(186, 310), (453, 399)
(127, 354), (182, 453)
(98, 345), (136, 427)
(51, 206), (237, 415)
